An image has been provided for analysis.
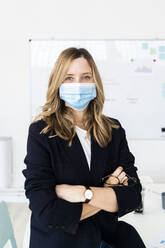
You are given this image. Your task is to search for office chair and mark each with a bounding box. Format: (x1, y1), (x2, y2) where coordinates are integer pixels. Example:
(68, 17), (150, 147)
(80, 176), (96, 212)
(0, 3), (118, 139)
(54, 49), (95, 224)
(0, 201), (17, 248)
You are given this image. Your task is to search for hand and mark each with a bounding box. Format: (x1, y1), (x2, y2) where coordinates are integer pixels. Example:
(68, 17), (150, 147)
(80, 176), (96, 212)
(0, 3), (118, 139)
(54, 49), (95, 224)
(104, 166), (128, 187)
(55, 184), (85, 202)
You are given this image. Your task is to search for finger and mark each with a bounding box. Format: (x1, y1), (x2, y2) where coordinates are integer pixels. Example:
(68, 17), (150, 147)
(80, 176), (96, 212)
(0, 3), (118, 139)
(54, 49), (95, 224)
(106, 175), (119, 185)
(122, 176), (128, 185)
(112, 166), (123, 177)
(118, 171), (126, 183)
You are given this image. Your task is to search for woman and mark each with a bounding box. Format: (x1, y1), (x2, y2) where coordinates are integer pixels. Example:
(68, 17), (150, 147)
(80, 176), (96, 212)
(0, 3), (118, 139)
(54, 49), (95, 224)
(22, 47), (146, 248)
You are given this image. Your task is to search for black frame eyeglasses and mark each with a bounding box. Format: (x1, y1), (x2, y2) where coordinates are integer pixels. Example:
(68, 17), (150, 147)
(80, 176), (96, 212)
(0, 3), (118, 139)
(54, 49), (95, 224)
(101, 173), (137, 187)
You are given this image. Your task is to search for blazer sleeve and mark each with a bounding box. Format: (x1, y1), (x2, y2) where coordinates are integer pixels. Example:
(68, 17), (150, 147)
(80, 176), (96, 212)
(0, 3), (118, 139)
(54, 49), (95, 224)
(111, 119), (142, 218)
(22, 121), (83, 235)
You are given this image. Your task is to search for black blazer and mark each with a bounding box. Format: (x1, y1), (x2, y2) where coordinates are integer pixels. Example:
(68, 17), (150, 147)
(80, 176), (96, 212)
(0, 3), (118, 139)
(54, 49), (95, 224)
(22, 117), (142, 248)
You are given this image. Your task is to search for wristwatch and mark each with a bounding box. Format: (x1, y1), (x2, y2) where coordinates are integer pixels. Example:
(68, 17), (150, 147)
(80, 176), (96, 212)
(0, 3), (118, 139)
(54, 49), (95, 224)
(84, 186), (93, 203)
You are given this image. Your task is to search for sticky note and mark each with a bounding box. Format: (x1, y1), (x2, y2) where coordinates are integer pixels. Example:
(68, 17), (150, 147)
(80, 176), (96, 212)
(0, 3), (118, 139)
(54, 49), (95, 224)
(159, 46), (165, 52)
(162, 83), (165, 98)
(142, 43), (148, 50)
(159, 53), (165, 60)
(150, 48), (157, 54)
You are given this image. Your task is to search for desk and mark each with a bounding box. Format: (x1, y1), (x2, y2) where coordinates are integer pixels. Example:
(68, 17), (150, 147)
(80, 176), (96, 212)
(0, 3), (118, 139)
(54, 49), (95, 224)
(120, 183), (165, 248)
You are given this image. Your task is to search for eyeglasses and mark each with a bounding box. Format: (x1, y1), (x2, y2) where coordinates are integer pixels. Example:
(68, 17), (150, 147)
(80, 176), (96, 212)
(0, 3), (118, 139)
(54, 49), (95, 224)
(101, 173), (137, 187)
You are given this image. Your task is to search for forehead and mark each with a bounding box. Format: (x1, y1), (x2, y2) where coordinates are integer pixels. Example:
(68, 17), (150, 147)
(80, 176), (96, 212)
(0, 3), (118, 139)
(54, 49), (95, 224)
(66, 57), (92, 75)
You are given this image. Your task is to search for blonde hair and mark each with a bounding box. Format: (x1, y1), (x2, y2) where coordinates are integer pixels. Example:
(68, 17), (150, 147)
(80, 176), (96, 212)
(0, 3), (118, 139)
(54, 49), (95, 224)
(32, 47), (119, 147)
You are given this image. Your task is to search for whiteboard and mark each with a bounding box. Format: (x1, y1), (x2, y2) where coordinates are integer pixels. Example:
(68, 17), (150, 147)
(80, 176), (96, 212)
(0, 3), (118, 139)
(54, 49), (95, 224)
(29, 39), (165, 140)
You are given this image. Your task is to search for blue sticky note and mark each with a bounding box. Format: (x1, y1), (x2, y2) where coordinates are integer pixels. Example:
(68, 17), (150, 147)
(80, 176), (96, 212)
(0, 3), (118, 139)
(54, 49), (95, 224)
(159, 46), (165, 52)
(142, 43), (148, 50)
(160, 240), (165, 244)
(162, 83), (165, 98)
(159, 53), (165, 60)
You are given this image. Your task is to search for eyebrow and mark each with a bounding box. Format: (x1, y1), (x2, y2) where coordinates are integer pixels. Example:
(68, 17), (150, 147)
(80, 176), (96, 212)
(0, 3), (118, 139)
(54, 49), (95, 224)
(65, 72), (92, 76)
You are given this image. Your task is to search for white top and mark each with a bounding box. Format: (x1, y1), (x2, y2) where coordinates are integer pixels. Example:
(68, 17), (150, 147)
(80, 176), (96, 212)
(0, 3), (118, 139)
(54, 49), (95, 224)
(75, 125), (91, 170)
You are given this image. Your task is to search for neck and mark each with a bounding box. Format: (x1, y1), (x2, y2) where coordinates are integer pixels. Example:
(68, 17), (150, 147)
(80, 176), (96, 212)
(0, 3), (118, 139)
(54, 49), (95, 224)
(72, 109), (86, 123)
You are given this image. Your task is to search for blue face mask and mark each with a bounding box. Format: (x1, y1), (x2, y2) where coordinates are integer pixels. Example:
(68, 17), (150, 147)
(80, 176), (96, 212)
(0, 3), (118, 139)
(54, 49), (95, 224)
(59, 82), (96, 111)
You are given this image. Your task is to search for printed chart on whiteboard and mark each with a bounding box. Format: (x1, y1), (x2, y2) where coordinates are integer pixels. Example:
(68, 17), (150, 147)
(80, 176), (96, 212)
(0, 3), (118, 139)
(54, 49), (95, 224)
(29, 40), (165, 139)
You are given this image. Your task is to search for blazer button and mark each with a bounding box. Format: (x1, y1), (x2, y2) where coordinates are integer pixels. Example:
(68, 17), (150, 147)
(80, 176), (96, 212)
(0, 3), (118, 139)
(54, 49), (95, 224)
(48, 224), (53, 228)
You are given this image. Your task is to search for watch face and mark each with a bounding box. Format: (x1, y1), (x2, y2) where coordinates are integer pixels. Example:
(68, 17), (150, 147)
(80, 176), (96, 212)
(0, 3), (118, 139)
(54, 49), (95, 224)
(85, 189), (93, 199)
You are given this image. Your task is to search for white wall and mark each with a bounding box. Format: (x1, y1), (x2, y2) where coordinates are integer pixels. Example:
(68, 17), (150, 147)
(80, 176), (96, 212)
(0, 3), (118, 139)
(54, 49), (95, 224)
(0, 0), (165, 188)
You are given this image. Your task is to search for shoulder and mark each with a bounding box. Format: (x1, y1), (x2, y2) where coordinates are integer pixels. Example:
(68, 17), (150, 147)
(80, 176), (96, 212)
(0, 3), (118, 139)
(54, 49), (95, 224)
(28, 119), (48, 137)
(27, 119), (52, 152)
(106, 116), (122, 127)
(106, 116), (126, 140)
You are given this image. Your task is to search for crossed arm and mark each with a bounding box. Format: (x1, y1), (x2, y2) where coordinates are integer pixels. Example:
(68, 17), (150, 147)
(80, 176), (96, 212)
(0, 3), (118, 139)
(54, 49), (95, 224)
(56, 166), (128, 221)
(23, 121), (142, 235)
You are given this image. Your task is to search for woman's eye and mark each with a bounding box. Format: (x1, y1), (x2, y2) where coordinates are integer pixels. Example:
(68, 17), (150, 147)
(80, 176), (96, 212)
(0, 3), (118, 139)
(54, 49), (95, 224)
(65, 77), (72, 81)
(84, 76), (91, 80)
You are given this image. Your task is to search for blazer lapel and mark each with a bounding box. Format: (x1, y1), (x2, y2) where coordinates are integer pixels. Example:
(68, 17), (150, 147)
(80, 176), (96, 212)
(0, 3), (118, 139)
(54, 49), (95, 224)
(66, 127), (109, 186)
(89, 128), (109, 186)
(66, 130), (91, 185)
(52, 126), (110, 186)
